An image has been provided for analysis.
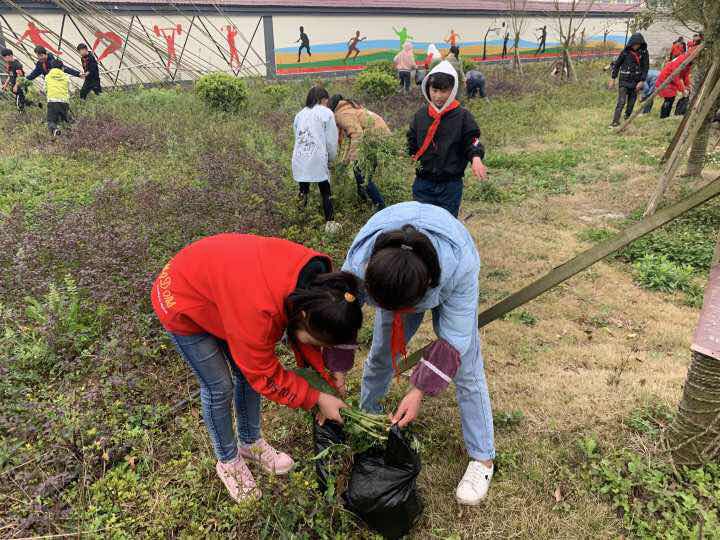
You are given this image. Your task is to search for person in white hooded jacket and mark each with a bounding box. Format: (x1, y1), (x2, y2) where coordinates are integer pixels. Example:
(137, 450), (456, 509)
(292, 86), (341, 234)
(407, 61), (487, 217)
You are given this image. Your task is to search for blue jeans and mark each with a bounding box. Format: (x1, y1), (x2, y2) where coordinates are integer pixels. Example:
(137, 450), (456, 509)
(412, 177), (464, 218)
(360, 309), (496, 461)
(466, 76), (486, 98)
(170, 332), (262, 462)
(354, 163), (386, 209)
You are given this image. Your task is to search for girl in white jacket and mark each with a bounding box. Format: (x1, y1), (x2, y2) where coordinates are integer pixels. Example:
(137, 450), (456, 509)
(292, 86), (340, 233)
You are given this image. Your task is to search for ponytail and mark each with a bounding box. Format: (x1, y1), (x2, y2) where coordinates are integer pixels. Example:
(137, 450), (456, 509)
(285, 271), (363, 346)
(365, 225), (440, 310)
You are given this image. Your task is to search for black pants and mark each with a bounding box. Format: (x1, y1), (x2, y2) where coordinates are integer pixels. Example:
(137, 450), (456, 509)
(398, 70), (411, 93)
(80, 79), (102, 99)
(660, 96), (676, 119)
(47, 101), (70, 133)
(298, 44), (311, 60)
(299, 181), (333, 221)
(353, 163), (385, 209)
(612, 86), (638, 125)
(13, 87), (27, 111)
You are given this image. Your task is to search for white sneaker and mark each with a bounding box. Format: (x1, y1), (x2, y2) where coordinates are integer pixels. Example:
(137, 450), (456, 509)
(324, 221), (342, 235)
(455, 460), (493, 505)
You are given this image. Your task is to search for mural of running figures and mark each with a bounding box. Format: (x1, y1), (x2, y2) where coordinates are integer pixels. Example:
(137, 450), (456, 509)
(273, 15), (632, 75)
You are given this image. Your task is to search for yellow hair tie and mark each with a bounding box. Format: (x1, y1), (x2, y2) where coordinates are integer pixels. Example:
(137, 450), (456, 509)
(344, 292), (356, 303)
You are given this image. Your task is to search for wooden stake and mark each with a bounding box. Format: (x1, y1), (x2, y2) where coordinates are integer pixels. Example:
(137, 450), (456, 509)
(476, 174), (720, 329)
(645, 62), (720, 216)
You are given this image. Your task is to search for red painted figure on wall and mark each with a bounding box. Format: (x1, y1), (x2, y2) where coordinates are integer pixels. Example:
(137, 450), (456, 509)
(224, 25), (240, 69)
(92, 31), (123, 62)
(19, 21), (62, 55)
(153, 24), (182, 72)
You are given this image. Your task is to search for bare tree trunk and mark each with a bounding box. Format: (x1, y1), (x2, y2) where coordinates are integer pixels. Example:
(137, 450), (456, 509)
(562, 46), (576, 82)
(668, 249), (720, 466)
(512, 32), (523, 74)
(669, 350), (720, 466)
(684, 61), (715, 178)
(685, 117), (713, 177)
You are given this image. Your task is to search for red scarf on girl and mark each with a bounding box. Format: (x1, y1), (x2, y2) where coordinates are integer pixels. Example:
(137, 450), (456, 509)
(412, 99), (460, 160)
(390, 309), (413, 378)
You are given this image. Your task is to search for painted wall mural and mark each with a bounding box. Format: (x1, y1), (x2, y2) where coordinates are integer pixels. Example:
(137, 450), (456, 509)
(0, 12), (266, 87)
(0, 9), (678, 86)
(273, 15), (631, 75)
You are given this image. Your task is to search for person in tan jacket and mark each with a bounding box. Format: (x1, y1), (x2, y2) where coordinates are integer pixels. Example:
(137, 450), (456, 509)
(329, 94), (388, 209)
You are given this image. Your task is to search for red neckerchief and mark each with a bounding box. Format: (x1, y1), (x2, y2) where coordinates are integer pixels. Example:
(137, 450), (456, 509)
(412, 99), (460, 160)
(629, 50), (641, 65)
(390, 308), (414, 379)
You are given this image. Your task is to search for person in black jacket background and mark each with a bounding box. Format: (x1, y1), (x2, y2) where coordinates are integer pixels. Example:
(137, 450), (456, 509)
(407, 60), (487, 218)
(77, 43), (102, 99)
(26, 45), (80, 82)
(609, 33), (649, 127)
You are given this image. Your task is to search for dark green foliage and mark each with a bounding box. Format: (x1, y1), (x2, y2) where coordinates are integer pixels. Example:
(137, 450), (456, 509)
(619, 202), (720, 273)
(195, 73), (248, 112)
(354, 70), (397, 100)
(461, 57), (476, 73)
(364, 60), (396, 78)
(262, 83), (292, 104)
(577, 227), (614, 243)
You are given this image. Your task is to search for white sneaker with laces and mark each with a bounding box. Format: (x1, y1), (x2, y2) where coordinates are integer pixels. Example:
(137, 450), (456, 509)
(455, 460), (493, 505)
(324, 221), (342, 235)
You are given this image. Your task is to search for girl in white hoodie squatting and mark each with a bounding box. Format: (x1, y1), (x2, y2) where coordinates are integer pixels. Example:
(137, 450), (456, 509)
(292, 86), (341, 234)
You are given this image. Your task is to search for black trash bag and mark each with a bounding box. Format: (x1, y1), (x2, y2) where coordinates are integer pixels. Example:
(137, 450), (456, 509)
(313, 420), (345, 493)
(675, 96), (689, 116)
(342, 425), (422, 539)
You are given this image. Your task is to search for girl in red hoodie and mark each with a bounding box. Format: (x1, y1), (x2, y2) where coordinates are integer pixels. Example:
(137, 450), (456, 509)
(152, 233), (362, 502)
(656, 51), (693, 119)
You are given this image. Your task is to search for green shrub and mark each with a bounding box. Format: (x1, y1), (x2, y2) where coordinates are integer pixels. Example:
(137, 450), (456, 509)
(364, 60), (396, 78)
(195, 73), (248, 112)
(633, 254), (694, 293)
(262, 83), (292, 104)
(462, 57), (476, 73)
(355, 70), (397, 100)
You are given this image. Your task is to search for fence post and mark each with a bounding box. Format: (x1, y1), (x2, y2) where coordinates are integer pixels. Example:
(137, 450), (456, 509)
(262, 15), (276, 79)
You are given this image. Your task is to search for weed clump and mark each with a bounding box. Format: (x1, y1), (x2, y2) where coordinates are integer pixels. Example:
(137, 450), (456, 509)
(355, 70), (396, 100)
(196, 73), (248, 112)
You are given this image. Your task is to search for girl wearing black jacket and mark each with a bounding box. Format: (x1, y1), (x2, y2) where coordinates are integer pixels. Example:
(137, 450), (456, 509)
(609, 32), (649, 127)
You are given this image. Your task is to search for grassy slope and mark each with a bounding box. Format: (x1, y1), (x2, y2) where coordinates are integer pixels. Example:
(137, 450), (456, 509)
(1, 62), (718, 538)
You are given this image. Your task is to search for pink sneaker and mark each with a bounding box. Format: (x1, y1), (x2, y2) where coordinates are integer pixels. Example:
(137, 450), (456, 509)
(239, 438), (295, 475)
(215, 455), (261, 502)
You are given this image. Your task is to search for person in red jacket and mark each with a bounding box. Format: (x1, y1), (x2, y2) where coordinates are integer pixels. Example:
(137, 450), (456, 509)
(152, 233), (362, 502)
(656, 50), (693, 119)
(669, 36), (686, 60)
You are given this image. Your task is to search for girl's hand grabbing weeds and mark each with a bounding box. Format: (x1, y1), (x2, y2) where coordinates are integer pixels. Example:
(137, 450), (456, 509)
(391, 387), (424, 427)
(472, 157), (487, 181)
(316, 392), (347, 426)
